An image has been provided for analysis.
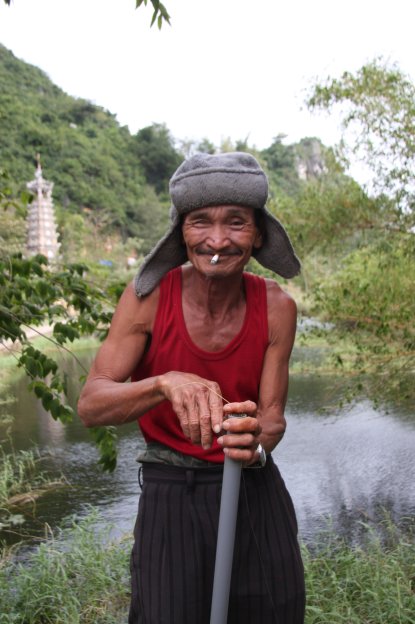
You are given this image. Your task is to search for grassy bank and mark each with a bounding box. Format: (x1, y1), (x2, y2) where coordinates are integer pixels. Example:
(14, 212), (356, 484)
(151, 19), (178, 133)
(0, 511), (413, 623)
(303, 525), (415, 623)
(0, 512), (130, 624)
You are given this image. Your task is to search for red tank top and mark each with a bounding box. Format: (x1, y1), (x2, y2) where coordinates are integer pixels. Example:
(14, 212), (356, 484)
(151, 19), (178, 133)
(131, 267), (269, 463)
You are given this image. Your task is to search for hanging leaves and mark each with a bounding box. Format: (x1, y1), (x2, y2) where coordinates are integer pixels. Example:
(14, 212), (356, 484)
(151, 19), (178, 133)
(135, 0), (171, 28)
(0, 251), (122, 471)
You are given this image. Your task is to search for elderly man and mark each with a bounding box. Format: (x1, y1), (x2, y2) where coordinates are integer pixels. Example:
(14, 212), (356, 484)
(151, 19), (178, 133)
(78, 152), (305, 624)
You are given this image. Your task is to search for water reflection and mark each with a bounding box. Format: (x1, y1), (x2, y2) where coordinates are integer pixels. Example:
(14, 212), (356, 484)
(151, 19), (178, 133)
(278, 377), (415, 542)
(0, 348), (414, 550)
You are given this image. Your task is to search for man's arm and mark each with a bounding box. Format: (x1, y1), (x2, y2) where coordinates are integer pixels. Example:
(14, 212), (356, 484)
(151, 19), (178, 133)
(256, 280), (297, 453)
(77, 281), (164, 427)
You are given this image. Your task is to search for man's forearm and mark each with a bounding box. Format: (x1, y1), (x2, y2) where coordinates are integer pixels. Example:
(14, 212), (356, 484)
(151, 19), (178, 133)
(258, 412), (286, 454)
(77, 376), (164, 427)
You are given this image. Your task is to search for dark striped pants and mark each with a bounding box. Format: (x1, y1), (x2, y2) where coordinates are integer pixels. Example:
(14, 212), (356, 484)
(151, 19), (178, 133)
(129, 458), (305, 624)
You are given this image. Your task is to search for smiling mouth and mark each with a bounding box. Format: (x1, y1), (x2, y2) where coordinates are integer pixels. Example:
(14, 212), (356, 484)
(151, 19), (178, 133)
(196, 249), (241, 258)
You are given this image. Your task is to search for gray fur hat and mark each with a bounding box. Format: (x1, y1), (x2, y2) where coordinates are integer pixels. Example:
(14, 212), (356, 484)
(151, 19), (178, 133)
(135, 152), (300, 296)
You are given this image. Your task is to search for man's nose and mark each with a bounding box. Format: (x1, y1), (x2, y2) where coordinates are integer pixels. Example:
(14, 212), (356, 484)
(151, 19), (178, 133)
(206, 224), (230, 248)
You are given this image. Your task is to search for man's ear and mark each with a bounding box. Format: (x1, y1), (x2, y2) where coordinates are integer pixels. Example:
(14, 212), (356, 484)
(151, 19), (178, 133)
(253, 230), (263, 249)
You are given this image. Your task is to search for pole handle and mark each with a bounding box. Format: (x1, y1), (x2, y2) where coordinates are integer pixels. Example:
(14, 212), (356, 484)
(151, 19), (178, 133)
(210, 413), (247, 624)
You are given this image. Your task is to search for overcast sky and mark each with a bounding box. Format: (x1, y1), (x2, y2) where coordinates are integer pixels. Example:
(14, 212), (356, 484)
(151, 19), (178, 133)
(1, 0), (415, 174)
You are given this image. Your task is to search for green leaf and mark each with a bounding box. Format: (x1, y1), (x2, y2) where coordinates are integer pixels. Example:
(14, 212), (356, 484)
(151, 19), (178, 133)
(89, 427), (118, 472)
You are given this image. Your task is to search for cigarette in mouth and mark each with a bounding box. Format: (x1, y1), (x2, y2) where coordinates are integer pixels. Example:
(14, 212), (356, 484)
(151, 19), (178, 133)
(210, 254), (220, 265)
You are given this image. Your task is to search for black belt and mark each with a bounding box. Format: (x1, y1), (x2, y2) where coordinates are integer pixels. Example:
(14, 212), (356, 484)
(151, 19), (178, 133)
(141, 462), (225, 488)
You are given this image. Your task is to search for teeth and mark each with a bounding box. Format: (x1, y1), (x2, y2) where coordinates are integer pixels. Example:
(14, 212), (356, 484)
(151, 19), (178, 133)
(210, 254), (219, 265)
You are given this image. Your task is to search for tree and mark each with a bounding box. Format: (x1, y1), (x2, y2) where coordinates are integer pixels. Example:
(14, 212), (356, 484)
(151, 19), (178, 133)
(0, 167), (29, 253)
(307, 58), (415, 223)
(0, 253), (123, 470)
(132, 123), (182, 194)
(306, 60), (415, 406)
(262, 134), (301, 196)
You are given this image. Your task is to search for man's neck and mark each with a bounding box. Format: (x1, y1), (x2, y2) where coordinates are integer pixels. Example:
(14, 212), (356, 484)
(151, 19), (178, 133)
(181, 265), (245, 317)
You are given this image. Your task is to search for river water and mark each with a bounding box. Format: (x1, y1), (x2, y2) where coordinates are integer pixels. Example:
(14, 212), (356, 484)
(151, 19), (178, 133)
(1, 343), (414, 550)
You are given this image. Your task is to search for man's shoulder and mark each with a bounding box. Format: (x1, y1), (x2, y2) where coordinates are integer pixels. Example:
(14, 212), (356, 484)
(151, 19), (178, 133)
(261, 277), (297, 310)
(243, 271), (296, 311)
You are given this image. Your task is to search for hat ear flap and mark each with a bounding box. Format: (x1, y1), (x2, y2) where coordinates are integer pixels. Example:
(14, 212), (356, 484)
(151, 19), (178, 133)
(253, 209), (301, 278)
(135, 219), (188, 297)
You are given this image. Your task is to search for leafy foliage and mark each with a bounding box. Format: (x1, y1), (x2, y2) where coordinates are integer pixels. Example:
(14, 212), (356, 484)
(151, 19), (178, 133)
(306, 59), (415, 405)
(133, 123), (182, 194)
(311, 234), (415, 405)
(136, 0), (171, 29)
(262, 134), (303, 196)
(270, 173), (380, 260)
(0, 250), (121, 470)
(307, 58), (415, 221)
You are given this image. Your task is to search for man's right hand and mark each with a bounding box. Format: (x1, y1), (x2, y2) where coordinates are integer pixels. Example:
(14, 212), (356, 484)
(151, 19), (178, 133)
(159, 372), (224, 449)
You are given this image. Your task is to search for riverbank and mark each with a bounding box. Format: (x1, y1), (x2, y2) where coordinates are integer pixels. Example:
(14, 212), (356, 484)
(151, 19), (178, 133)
(0, 509), (413, 623)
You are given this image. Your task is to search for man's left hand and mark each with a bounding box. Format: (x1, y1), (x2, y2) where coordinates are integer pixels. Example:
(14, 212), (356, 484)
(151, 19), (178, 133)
(217, 401), (263, 465)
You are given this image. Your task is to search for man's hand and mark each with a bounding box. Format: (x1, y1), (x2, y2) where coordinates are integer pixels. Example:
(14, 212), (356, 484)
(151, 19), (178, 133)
(217, 401), (262, 465)
(160, 371), (224, 449)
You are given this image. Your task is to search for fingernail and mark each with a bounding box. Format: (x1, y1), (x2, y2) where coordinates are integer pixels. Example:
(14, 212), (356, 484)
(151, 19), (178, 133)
(217, 436), (223, 445)
(213, 424), (221, 434)
(203, 444), (210, 450)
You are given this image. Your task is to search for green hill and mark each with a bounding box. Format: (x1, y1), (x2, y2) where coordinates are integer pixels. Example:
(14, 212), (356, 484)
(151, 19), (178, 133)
(0, 43), (332, 262)
(0, 44), (178, 254)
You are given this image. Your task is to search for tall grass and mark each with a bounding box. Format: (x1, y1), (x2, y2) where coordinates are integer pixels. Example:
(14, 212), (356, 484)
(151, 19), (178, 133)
(0, 446), (65, 536)
(0, 510), (413, 623)
(0, 511), (130, 624)
(0, 446), (56, 505)
(0, 447), (39, 505)
(303, 522), (415, 623)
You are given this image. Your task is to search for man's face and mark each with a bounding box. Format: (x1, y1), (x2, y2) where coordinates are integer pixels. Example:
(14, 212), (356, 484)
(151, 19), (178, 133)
(181, 205), (262, 277)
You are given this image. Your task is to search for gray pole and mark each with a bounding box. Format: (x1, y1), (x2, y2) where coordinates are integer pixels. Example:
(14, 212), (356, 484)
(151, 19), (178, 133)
(210, 414), (246, 624)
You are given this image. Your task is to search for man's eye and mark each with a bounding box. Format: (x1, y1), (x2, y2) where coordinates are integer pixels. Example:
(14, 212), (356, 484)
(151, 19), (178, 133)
(229, 220), (245, 228)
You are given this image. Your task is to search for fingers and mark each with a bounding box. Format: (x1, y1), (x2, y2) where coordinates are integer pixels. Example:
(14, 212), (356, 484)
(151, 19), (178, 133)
(209, 382), (224, 435)
(223, 400), (257, 418)
(217, 414), (261, 463)
(222, 414), (260, 434)
(163, 372), (223, 448)
(197, 391), (213, 449)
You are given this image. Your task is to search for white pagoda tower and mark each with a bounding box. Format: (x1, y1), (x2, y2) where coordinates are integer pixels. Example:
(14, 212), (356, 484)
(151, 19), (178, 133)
(26, 156), (60, 260)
